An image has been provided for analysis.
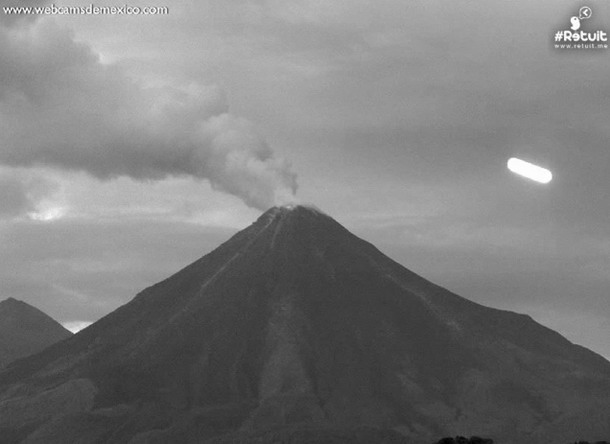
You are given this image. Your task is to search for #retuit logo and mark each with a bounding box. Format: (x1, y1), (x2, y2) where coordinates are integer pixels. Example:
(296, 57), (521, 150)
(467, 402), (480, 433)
(554, 5), (608, 50)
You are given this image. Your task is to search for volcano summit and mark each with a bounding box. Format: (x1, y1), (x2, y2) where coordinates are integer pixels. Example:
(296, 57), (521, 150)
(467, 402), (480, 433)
(1, 205), (609, 443)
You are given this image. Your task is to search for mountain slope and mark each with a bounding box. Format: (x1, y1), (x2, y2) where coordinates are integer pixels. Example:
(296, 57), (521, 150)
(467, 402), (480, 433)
(0, 298), (72, 369)
(0, 205), (609, 444)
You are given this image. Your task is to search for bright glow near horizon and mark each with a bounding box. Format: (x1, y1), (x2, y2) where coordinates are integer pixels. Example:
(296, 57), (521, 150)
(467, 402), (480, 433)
(63, 321), (93, 333)
(507, 158), (553, 184)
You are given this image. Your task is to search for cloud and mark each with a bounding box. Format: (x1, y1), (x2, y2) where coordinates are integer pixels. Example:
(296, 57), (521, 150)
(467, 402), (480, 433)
(0, 168), (59, 219)
(0, 173), (33, 217)
(0, 16), (297, 210)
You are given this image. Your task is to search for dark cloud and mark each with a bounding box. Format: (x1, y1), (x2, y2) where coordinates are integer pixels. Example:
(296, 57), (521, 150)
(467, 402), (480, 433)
(0, 18), (297, 210)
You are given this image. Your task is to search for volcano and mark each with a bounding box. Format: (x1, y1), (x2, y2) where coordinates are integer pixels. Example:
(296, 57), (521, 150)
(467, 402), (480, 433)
(1, 205), (609, 444)
(0, 298), (72, 369)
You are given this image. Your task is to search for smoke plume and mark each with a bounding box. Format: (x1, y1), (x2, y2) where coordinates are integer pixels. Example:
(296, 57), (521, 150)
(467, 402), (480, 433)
(0, 13), (297, 210)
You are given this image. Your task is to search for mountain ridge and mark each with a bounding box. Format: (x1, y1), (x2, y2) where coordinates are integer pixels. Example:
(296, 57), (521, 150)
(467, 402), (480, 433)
(0, 205), (609, 443)
(0, 297), (72, 370)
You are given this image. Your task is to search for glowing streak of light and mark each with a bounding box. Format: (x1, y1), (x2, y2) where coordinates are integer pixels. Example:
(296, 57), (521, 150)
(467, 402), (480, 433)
(507, 158), (553, 184)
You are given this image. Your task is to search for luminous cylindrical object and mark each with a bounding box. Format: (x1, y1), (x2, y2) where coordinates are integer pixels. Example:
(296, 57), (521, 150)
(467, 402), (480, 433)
(507, 157), (552, 184)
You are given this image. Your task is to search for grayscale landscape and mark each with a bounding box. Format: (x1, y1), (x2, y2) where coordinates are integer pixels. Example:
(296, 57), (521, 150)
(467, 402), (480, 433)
(0, 0), (609, 443)
(0, 206), (609, 443)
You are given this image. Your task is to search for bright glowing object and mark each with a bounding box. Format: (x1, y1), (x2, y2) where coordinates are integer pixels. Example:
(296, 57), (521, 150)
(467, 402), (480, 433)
(507, 158), (552, 184)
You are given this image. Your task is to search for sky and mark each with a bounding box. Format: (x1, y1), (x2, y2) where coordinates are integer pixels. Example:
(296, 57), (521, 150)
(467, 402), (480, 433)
(0, 0), (609, 359)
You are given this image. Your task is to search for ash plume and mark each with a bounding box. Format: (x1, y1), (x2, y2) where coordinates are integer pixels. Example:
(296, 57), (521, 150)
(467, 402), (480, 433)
(0, 12), (297, 210)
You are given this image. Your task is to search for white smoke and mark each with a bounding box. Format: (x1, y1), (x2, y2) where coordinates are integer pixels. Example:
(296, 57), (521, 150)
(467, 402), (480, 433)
(0, 13), (297, 210)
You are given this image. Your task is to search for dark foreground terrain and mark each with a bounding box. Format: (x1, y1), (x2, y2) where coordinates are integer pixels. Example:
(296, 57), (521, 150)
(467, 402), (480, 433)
(1, 206), (609, 443)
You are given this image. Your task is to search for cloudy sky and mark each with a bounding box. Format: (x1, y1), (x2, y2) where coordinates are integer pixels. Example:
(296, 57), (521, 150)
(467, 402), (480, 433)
(1, 0), (609, 358)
